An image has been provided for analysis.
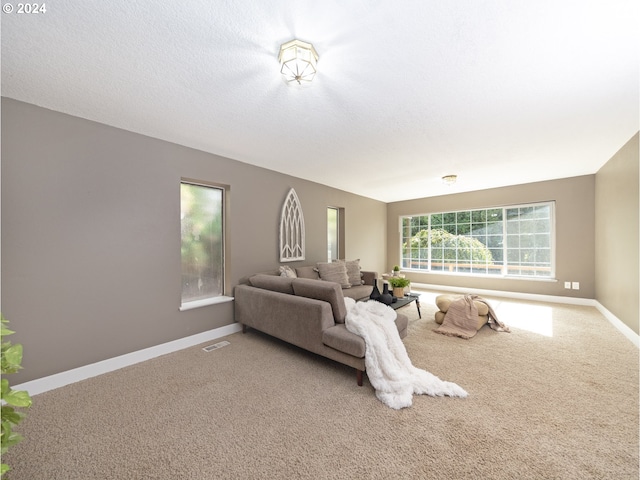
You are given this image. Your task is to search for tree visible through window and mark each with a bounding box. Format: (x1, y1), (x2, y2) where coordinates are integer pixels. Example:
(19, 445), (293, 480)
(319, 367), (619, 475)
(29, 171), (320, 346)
(401, 202), (554, 278)
(180, 182), (224, 305)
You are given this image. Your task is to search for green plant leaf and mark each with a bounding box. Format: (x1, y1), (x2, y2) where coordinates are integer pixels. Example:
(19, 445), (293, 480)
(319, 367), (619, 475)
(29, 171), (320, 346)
(0, 379), (8, 397)
(0, 325), (15, 338)
(0, 315), (14, 339)
(388, 277), (411, 288)
(1, 462), (10, 476)
(3, 390), (32, 408)
(1, 408), (24, 425)
(1, 431), (24, 451)
(1, 420), (14, 452)
(3, 344), (23, 367)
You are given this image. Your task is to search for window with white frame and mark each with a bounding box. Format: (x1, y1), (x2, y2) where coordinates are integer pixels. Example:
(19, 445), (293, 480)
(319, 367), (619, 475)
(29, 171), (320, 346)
(180, 181), (225, 307)
(327, 207), (339, 262)
(400, 202), (555, 278)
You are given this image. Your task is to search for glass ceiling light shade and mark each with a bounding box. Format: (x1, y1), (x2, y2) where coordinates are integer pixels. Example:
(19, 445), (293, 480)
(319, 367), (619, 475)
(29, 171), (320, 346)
(442, 175), (458, 185)
(278, 39), (319, 85)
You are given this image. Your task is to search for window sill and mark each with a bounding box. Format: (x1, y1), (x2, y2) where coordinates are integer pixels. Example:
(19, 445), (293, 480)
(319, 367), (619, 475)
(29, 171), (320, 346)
(179, 296), (234, 311)
(404, 269), (558, 282)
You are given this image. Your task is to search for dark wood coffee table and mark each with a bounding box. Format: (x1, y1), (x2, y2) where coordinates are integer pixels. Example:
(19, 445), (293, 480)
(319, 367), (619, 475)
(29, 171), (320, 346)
(390, 293), (421, 318)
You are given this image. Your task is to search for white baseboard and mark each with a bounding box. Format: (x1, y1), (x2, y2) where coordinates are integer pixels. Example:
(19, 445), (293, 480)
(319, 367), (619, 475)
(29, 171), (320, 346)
(14, 323), (243, 397)
(594, 301), (640, 348)
(411, 283), (595, 305)
(412, 283), (640, 348)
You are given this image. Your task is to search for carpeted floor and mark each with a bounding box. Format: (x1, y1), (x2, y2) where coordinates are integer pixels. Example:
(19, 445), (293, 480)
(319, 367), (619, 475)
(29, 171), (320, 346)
(5, 291), (639, 479)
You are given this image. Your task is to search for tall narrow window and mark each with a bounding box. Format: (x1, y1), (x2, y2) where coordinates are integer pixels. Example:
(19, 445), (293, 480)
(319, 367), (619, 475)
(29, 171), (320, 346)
(327, 207), (339, 261)
(180, 182), (224, 306)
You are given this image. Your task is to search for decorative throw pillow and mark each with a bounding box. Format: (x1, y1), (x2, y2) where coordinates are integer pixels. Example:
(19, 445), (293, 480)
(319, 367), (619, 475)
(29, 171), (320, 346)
(333, 259), (363, 286)
(279, 265), (297, 278)
(315, 262), (351, 289)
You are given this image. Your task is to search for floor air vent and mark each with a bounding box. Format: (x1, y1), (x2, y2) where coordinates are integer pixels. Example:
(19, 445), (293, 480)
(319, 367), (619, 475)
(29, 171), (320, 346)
(202, 341), (230, 352)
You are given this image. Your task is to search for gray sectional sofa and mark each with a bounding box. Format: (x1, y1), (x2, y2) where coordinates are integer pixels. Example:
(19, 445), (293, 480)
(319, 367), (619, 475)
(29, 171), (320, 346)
(234, 265), (409, 386)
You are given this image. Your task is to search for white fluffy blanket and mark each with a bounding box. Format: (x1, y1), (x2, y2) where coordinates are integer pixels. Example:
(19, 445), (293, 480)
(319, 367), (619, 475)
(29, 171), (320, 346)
(344, 297), (468, 409)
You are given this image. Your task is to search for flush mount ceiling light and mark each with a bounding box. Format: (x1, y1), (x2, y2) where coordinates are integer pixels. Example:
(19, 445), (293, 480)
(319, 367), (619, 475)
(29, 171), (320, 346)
(278, 39), (319, 85)
(442, 175), (458, 186)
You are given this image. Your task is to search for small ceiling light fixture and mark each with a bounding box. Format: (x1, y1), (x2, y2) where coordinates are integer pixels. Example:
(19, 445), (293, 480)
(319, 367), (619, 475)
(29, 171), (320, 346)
(278, 39), (319, 85)
(442, 174), (458, 186)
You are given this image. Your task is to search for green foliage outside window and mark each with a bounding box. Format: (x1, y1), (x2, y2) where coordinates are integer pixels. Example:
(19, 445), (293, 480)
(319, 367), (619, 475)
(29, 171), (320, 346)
(181, 183), (224, 303)
(404, 228), (493, 263)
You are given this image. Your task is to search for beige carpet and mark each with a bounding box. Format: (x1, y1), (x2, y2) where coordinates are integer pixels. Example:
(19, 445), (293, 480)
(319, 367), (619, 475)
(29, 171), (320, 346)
(5, 291), (639, 479)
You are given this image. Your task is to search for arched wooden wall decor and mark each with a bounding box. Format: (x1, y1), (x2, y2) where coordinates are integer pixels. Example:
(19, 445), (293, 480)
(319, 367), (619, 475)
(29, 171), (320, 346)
(279, 188), (305, 262)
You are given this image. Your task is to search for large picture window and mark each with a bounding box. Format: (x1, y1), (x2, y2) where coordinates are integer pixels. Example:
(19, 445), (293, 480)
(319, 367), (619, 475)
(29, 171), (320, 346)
(401, 202), (554, 278)
(180, 181), (225, 307)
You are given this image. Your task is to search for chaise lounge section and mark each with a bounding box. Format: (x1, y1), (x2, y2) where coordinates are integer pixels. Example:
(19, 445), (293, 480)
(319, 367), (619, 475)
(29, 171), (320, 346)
(234, 267), (409, 386)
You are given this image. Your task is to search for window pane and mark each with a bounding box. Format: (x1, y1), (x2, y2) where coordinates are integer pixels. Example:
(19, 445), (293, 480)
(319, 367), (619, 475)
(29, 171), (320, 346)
(489, 249), (504, 263)
(472, 223), (486, 235)
(443, 212), (456, 224)
(535, 234), (549, 248)
(457, 223), (471, 235)
(507, 209), (520, 221)
(520, 220), (535, 234)
(506, 235), (520, 248)
(472, 210), (486, 222)
(487, 235), (503, 248)
(488, 209), (502, 222)
(520, 235), (534, 248)
(457, 211), (471, 223)
(486, 222), (503, 235)
(181, 183), (223, 304)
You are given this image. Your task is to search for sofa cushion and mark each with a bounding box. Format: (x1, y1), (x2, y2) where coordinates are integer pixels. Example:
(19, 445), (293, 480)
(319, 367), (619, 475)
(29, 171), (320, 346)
(333, 259), (363, 286)
(248, 274), (294, 294)
(322, 325), (366, 358)
(342, 284), (373, 301)
(316, 262), (351, 289)
(292, 278), (347, 323)
(323, 314), (409, 355)
(295, 265), (320, 280)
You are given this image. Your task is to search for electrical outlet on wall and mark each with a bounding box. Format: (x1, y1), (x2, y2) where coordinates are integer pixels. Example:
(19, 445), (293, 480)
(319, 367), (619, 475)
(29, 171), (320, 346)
(572, 282), (580, 290)
(564, 281), (571, 289)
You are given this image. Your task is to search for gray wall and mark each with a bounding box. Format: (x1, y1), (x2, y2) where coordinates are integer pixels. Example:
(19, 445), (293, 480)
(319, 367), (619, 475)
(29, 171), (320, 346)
(386, 176), (597, 298)
(1, 98), (387, 384)
(595, 133), (639, 335)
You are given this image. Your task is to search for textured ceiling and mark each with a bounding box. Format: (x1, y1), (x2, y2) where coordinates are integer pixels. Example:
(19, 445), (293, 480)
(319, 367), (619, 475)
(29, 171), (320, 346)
(2, 1), (638, 202)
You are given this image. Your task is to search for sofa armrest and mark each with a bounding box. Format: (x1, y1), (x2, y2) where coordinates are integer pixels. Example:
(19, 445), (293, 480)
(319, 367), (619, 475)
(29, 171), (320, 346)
(235, 285), (335, 350)
(361, 270), (378, 286)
